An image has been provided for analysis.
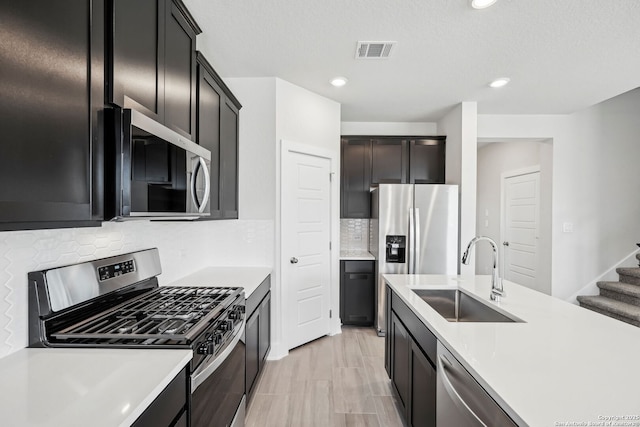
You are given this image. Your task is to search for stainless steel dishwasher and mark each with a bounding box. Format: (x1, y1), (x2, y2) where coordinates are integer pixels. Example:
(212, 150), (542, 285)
(437, 342), (518, 427)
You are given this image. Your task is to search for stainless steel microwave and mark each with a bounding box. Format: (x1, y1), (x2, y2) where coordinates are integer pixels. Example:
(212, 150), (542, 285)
(105, 108), (211, 220)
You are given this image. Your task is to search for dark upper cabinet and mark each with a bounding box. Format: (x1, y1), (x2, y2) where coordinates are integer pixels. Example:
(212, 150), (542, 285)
(409, 139), (445, 184)
(370, 139), (408, 184)
(341, 139), (371, 218)
(108, 0), (200, 140)
(164, 0), (198, 140)
(0, 0), (104, 231)
(341, 136), (446, 218)
(196, 53), (241, 220)
(220, 100), (239, 219)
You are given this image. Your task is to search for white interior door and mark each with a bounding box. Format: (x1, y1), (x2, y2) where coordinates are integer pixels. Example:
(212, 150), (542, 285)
(501, 170), (540, 290)
(282, 147), (331, 350)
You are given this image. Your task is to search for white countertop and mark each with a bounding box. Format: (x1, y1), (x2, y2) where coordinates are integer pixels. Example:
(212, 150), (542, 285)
(167, 266), (271, 297)
(384, 274), (640, 427)
(0, 348), (192, 427)
(340, 250), (375, 260)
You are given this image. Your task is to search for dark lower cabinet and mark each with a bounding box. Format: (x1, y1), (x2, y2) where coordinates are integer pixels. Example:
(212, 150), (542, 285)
(391, 312), (410, 409)
(0, 0), (104, 230)
(340, 261), (375, 326)
(409, 340), (437, 427)
(196, 53), (241, 220)
(245, 276), (271, 398)
(387, 286), (437, 427)
(133, 366), (188, 427)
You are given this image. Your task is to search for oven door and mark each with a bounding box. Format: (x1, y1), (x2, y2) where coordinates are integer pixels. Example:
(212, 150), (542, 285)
(191, 323), (246, 427)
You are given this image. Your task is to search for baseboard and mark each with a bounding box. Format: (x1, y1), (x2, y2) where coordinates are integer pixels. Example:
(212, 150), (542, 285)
(567, 249), (640, 304)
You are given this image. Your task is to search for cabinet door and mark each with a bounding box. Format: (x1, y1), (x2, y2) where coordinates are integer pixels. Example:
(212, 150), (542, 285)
(219, 99), (239, 219)
(409, 341), (436, 427)
(0, 0), (104, 230)
(371, 139), (407, 184)
(245, 309), (259, 396)
(341, 261), (375, 326)
(341, 139), (371, 218)
(391, 312), (410, 410)
(164, 0), (197, 140)
(385, 285), (392, 377)
(196, 63), (222, 218)
(109, 0), (164, 122)
(409, 139), (445, 184)
(258, 291), (271, 368)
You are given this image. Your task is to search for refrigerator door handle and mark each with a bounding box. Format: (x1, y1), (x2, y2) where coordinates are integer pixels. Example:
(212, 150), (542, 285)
(408, 208), (415, 274)
(414, 208), (420, 273)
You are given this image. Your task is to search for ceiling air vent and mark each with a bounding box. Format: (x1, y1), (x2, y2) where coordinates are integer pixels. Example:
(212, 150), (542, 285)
(355, 41), (396, 59)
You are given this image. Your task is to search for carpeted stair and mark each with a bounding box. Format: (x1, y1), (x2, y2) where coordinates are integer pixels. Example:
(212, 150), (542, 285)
(577, 253), (640, 327)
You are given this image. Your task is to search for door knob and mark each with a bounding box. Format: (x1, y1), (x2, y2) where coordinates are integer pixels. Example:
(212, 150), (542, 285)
(290, 257), (299, 264)
(503, 241), (510, 246)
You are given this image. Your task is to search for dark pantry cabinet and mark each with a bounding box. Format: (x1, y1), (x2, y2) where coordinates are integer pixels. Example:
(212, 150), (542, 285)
(196, 53), (241, 219)
(107, 0), (201, 141)
(340, 137), (446, 218)
(0, 0), (105, 230)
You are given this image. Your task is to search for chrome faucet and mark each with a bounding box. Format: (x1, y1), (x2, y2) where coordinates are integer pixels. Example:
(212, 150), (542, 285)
(461, 236), (505, 302)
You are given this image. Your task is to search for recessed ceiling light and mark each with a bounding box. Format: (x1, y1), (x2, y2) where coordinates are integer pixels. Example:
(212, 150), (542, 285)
(470, 0), (497, 9)
(489, 77), (510, 88)
(330, 77), (348, 87)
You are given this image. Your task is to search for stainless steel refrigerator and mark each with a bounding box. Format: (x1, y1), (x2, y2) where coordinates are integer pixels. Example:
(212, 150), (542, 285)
(370, 184), (459, 335)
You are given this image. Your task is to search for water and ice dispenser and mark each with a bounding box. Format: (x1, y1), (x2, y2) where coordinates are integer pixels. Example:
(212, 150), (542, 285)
(385, 235), (406, 263)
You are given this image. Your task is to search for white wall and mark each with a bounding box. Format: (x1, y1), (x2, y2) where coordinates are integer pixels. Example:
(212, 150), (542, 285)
(478, 87), (640, 300)
(225, 78), (341, 359)
(225, 78), (276, 220)
(476, 141), (553, 294)
(341, 121), (438, 136)
(0, 219), (273, 358)
(438, 102), (478, 275)
(273, 78), (341, 358)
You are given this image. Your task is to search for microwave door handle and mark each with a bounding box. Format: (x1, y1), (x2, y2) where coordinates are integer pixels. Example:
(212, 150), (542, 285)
(190, 159), (199, 211)
(198, 157), (211, 213)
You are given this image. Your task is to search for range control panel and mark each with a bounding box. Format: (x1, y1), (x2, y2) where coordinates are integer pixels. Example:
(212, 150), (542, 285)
(98, 260), (136, 281)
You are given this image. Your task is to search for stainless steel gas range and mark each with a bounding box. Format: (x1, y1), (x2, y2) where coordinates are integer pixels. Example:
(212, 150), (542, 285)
(28, 248), (245, 427)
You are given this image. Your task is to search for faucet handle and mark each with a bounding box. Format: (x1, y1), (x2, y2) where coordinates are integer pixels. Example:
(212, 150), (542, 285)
(503, 241), (509, 246)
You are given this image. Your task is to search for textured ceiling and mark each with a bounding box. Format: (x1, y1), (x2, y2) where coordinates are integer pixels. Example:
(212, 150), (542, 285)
(184, 0), (640, 122)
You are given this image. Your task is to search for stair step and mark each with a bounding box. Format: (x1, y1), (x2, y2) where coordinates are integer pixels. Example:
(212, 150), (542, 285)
(577, 295), (640, 327)
(616, 267), (640, 285)
(597, 281), (640, 306)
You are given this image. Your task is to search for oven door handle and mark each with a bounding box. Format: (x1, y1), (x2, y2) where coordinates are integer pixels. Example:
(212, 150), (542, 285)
(191, 322), (245, 392)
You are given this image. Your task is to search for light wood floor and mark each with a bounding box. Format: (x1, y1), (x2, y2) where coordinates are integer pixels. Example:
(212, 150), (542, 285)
(246, 326), (406, 427)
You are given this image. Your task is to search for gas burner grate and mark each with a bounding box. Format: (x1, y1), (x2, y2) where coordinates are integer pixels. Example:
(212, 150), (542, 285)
(51, 286), (240, 343)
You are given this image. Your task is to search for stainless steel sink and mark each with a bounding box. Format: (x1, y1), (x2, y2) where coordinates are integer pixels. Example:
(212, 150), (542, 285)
(412, 289), (523, 323)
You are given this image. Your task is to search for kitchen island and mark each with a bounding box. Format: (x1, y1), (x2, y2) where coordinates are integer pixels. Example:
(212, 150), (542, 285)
(384, 274), (640, 426)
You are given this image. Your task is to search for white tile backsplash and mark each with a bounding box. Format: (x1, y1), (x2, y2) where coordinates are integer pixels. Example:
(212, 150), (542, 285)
(0, 219), (274, 358)
(340, 219), (369, 252)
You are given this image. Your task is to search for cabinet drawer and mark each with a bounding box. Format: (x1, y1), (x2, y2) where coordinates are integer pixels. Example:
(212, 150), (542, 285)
(343, 260), (375, 273)
(392, 291), (437, 364)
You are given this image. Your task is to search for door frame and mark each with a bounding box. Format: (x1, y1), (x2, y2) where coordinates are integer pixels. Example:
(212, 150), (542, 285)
(276, 139), (340, 357)
(499, 165), (540, 281)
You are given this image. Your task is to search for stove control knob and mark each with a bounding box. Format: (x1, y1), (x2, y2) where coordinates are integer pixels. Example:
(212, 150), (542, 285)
(218, 320), (232, 331)
(197, 341), (214, 355)
(229, 311), (239, 320)
(214, 333), (223, 344)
